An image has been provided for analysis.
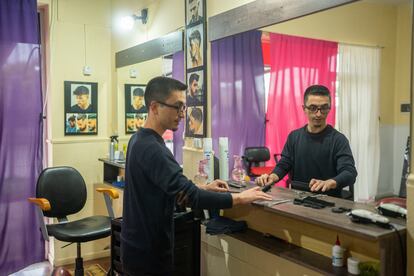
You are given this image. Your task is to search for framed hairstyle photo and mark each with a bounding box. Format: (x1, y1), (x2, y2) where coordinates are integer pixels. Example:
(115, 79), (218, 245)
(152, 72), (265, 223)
(186, 0), (204, 26)
(64, 81), (98, 135)
(186, 69), (204, 106)
(186, 23), (204, 69)
(186, 105), (205, 137)
(124, 84), (148, 134)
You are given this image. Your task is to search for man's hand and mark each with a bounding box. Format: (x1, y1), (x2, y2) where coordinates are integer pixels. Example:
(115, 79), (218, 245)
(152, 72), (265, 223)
(255, 173), (279, 187)
(309, 179), (337, 192)
(232, 187), (273, 205)
(205, 179), (229, 193)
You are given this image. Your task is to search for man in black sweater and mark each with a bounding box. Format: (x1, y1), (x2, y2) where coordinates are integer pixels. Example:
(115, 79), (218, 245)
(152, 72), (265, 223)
(121, 76), (272, 276)
(256, 85), (357, 197)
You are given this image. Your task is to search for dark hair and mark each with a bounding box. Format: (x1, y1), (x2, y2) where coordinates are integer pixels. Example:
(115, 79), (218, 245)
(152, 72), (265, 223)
(133, 87), (145, 97)
(77, 114), (86, 120)
(68, 115), (75, 122)
(73, 85), (89, 95)
(190, 107), (203, 123)
(189, 73), (199, 84)
(189, 30), (201, 44)
(144, 76), (187, 110)
(304, 85), (331, 104)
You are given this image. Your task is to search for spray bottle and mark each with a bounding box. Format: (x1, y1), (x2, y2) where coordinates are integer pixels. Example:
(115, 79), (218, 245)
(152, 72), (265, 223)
(109, 135), (118, 161)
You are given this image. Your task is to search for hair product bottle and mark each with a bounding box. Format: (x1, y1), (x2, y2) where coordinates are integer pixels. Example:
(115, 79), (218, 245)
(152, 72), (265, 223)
(219, 137), (229, 181)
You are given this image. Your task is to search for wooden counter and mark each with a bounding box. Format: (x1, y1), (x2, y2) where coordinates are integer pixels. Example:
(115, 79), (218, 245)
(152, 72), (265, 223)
(98, 158), (406, 275)
(224, 185), (406, 275)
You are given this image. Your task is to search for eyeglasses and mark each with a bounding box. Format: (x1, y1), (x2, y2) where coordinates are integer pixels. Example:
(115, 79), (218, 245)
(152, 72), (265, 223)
(304, 104), (331, 114)
(157, 101), (187, 113)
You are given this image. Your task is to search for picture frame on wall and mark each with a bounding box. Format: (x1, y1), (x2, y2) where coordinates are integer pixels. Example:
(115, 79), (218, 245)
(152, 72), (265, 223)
(64, 81), (98, 135)
(124, 84), (148, 134)
(186, 0), (204, 26)
(185, 0), (206, 138)
(186, 69), (204, 106)
(186, 105), (205, 137)
(186, 24), (204, 70)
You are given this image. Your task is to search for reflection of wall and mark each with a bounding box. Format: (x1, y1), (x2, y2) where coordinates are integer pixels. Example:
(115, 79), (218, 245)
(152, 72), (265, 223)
(261, 1), (410, 126)
(111, 0), (184, 145)
(259, 1), (412, 196)
(117, 57), (162, 143)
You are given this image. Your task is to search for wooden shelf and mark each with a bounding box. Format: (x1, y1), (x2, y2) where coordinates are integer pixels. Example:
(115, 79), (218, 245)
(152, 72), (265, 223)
(227, 228), (348, 275)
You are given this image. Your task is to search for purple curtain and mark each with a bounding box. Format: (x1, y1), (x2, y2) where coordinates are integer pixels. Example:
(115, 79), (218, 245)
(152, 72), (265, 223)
(172, 51), (184, 164)
(0, 0), (44, 274)
(211, 30), (266, 172)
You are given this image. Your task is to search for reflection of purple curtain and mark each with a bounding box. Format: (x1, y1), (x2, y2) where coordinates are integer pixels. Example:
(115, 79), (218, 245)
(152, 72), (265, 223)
(172, 51), (184, 164)
(211, 30), (266, 173)
(0, 0), (44, 274)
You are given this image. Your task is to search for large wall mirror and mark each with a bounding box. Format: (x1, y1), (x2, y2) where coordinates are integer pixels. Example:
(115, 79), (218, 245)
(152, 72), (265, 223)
(115, 29), (185, 154)
(208, 0), (412, 200)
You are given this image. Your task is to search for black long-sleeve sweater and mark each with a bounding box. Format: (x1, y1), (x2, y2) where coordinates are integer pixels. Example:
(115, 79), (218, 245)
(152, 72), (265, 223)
(273, 125), (357, 197)
(121, 128), (232, 274)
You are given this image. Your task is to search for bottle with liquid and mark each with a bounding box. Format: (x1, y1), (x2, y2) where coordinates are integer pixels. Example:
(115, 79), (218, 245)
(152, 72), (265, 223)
(231, 155), (246, 182)
(123, 144), (127, 158)
(194, 159), (208, 185)
(219, 137), (229, 181)
(203, 138), (214, 183)
(332, 235), (345, 267)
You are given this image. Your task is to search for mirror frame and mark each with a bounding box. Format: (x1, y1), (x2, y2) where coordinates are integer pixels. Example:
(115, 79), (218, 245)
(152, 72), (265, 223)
(116, 29), (184, 68)
(208, 0), (358, 42)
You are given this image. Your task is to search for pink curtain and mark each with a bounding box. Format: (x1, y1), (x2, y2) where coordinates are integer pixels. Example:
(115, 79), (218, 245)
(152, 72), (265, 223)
(265, 33), (338, 186)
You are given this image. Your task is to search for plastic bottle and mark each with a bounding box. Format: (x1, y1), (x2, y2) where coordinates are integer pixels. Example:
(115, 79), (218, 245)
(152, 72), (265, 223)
(123, 144), (127, 158)
(203, 138), (214, 183)
(219, 137), (229, 181)
(194, 159), (208, 185)
(332, 235), (345, 267)
(231, 155), (246, 182)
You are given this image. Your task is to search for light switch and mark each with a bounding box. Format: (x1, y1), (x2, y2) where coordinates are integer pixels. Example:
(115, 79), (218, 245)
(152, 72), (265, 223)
(83, 66), (92, 76)
(129, 68), (137, 78)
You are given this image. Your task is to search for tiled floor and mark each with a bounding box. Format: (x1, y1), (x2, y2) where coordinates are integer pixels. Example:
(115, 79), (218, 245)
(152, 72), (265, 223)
(9, 257), (110, 276)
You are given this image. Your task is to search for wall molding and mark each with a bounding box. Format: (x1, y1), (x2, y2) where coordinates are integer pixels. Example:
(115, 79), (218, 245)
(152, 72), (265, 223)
(115, 29), (184, 68)
(47, 137), (109, 144)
